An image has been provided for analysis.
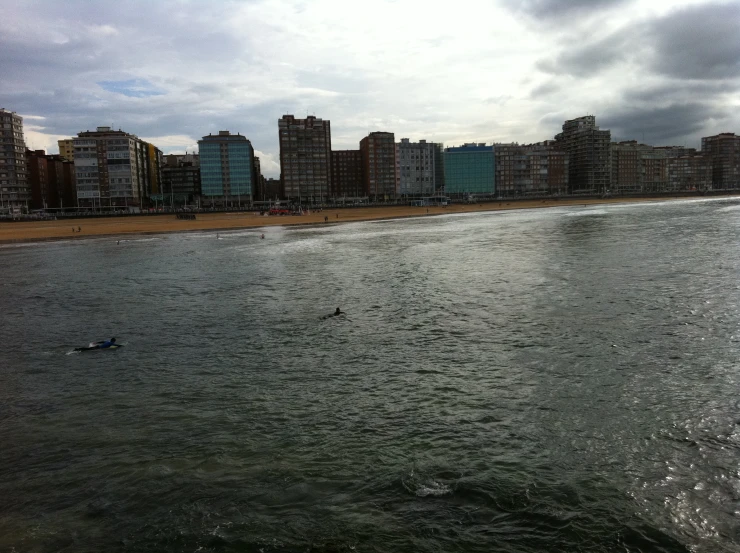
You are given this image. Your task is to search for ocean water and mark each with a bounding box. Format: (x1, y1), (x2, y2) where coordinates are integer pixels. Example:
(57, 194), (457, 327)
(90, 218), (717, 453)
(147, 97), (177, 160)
(1, 199), (740, 552)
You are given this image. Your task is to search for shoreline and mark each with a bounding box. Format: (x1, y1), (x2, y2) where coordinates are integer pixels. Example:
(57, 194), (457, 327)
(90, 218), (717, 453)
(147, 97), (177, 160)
(2, 194), (739, 245)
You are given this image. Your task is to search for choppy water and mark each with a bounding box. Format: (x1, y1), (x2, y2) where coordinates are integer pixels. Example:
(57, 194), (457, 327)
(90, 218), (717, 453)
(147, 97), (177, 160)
(2, 199), (740, 553)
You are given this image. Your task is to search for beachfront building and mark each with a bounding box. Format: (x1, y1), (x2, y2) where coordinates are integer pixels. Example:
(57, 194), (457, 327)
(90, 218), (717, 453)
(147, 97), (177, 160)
(360, 132), (397, 200)
(72, 127), (162, 209)
(331, 149), (364, 199)
(555, 115), (611, 194)
(26, 149), (76, 210)
(162, 153), (200, 206)
(57, 139), (74, 162)
(198, 131), (254, 207)
(494, 141), (568, 197)
(610, 142), (703, 194)
(667, 153), (712, 191)
(397, 138), (437, 197)
(0, 108), (29, 213)
(443, 143), (495, 197)
(701, 133), (740, 189)
(278, 115), (332, 203)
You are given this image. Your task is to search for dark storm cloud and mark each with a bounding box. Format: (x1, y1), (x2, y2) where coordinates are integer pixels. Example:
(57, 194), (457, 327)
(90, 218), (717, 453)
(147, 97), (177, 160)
(602, 102), (729, 145)
(645, 2), (740, 80)
(536, 2), (740, 79)
(622, 81), (739, 105)
(505, 0), (630, 20)
(536, 32), (632, 77)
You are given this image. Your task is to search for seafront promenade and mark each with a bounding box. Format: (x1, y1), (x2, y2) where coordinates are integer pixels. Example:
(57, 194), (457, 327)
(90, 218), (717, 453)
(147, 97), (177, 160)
(0, 195), (735, 244)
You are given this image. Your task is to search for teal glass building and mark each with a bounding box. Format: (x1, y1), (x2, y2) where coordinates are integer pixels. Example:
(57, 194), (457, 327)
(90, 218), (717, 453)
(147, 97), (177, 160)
(198, 131), (254, 201)
(443, 144), (495, 195)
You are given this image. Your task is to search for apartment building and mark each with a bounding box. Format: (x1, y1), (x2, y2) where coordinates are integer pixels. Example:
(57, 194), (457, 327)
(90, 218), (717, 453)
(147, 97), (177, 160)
(360, 132), (397, 199)
(198, 131), (254, 206)
(278, 115), (332, 202)
(443, 143), (495, 196)
(494, 141), (568, 197)
(331, 150), (364, 198)
(397, 138), (437, 196)
(555, 116), (611, 193)
(0, 108), (29, 211)
(72, 126), (162, 208)
(162, 153), (201, 205)
(701, 133), (740, 189)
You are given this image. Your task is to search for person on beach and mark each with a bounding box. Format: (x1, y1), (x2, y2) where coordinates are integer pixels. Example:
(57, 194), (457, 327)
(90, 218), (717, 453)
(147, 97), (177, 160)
(77, 226), (81, 232)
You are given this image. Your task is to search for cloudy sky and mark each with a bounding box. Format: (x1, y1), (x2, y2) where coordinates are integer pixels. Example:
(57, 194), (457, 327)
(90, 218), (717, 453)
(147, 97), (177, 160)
(1, 0), (738, 177)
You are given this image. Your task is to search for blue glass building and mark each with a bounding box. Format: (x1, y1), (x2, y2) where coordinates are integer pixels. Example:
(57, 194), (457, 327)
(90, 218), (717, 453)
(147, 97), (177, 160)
(198, 131), (254, 202)
(443, 144), (495, 195)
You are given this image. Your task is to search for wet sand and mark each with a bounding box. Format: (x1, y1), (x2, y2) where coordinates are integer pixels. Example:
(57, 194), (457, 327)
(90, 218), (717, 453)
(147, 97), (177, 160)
(0, 196), (734, 244)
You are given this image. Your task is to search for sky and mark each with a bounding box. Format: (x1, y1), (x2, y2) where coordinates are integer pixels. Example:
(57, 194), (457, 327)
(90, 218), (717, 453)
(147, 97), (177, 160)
(1, 0), (739, 178)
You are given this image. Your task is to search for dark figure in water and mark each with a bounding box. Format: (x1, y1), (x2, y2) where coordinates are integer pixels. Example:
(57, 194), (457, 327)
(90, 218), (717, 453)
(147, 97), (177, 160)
(322, 308), (344, 319)
(74, 337), (118, 352)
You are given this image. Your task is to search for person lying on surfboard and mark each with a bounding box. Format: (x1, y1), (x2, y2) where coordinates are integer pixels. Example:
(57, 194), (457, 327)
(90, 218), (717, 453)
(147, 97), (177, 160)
(74, 337), (120, 352)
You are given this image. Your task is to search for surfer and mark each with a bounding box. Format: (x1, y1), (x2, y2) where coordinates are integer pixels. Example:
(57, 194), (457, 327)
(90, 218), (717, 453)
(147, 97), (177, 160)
(322, 308), (344, 319)
(73, 337), (119, 352)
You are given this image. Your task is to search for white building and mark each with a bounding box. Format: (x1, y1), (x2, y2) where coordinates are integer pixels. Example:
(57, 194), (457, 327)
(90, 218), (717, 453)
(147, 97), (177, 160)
(73, 127), (162, 208)
(397, 138), (437, 196)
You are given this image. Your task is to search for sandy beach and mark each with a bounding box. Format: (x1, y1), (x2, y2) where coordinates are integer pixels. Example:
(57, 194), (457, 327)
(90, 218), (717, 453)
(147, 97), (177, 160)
(0, 195), (735, 244)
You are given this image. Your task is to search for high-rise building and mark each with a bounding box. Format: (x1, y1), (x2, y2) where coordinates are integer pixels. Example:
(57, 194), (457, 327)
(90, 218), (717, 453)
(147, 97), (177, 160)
(278, 115), (332, 202)
(162, 153), (200, 206)
(26, 149), (76, 210)
(701, 133), (740, 189)
(72, 127), (162, 209)
(443, 143), (495, 196)
(667, 154), (712, 191)
(0, 108), (29, 211)
(263, 177), (282, 200)
(433, 143), (445, 193)
(397, 138), (437, 196)
(58, 139), (75, 162)
(198, 130), (254, 206)
(555, 115), (611, 194)
(331, 150), (364, 198)
(610, 142), (701, 194)
(360, 132), (397, 200)
(494, 142), (568, 197)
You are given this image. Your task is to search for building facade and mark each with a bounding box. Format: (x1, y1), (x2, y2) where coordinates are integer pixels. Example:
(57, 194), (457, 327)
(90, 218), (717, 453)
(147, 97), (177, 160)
(397, 138), (437, 196)
(443, 144), (495, 196)
(0, 108), (29, 212)
(494, 142), (568, 197)
(162, 153), (201, 206)
(331, 149), (364, 198)
(198, 131), (254, 206)
(278, 115), (332, 202)
(58, 139), (75, 162)
(360, 132), (397, 200)
(72, 126), (162, 209)
(667, 154), (712, 191)
(701, 133), (740, 189)
(555, 116), (611, 194)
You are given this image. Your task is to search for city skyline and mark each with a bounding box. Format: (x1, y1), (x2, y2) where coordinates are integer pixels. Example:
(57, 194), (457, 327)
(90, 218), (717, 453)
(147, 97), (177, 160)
(1, 0), (739, 178)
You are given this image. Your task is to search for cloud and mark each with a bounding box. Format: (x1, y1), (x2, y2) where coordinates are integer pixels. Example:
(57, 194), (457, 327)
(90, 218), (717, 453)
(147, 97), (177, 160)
(505, 0), (631, 20)
(98, 79), (165, 98)
(645, 1), (740, 79)
(602, 102), (729, 145)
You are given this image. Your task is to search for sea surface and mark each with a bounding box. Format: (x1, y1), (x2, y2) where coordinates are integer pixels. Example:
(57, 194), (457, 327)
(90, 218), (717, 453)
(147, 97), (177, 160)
(1, 199), (740, 553)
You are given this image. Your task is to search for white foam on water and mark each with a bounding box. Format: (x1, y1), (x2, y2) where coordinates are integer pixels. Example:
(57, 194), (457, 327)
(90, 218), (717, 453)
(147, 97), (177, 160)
(415, 480), (452, 497)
